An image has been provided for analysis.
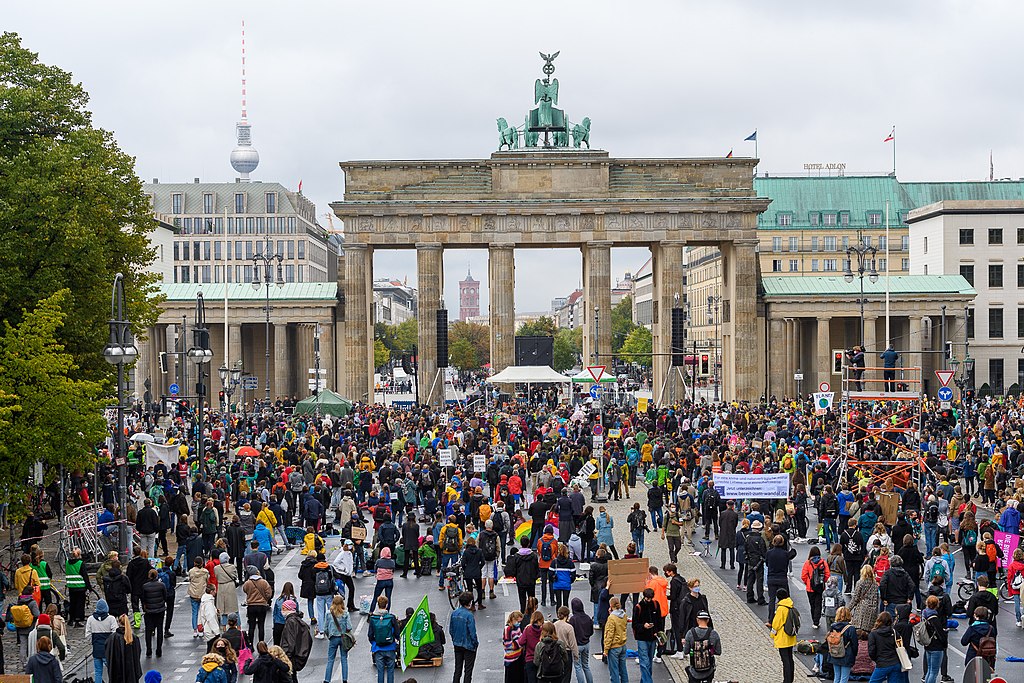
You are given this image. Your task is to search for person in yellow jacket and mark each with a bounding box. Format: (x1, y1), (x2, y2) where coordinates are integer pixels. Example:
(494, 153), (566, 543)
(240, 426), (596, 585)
(300, 525), (325, 556)
(603, 596), (629, 681)
(766, 587), (798, 683)
(256, 505), (277, 531)
(14, 554), (40, 595)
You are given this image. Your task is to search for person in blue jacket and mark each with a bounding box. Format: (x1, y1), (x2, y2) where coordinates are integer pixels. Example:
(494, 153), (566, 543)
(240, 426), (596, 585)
(252, 521), (274, 554)
(449, 591), (479, 683)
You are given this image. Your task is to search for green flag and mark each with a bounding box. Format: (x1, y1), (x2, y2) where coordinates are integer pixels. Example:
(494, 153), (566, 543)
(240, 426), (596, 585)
(399, 595), (435, 670)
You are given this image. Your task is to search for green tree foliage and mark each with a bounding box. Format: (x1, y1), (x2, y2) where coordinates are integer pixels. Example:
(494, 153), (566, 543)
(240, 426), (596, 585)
(0, 33), (161, 380)
(449, 320), (489, 367)
(448, 337), (479, 372)
(373, 339), (390, 369)
(0, 291), (107, 507)
(611, 295), (637, 353)
(553, 327), (582, 372)
(517, 316), (557, 338)
(619, 326), (653, 368)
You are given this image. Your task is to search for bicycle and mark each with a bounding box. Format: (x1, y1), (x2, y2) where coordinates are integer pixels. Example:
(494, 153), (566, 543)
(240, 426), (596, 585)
(956, 576), (1010, 602)
(444, 562), (465, 609)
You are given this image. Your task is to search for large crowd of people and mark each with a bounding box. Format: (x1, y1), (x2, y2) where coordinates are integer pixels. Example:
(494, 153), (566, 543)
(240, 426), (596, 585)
(4, 388), (1024, 683)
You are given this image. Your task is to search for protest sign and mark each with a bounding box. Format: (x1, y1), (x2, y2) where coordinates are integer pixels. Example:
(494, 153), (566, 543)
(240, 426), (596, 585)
(438, 448), (453, 466)
(607, 557), (649, 594)
(993, 530), (1020, 569)
(712, 473), (790, 499)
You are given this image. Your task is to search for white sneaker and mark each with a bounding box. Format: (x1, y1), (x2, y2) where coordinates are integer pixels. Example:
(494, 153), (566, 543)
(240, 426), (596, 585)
(314, 632), (325, 640)
(1017, 620), (1022, 628)
(653, 656), (662, 663)
(671, 652), (687, 659)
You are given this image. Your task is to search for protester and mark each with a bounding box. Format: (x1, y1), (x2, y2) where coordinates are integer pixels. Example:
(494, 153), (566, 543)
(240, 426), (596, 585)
(767, 587), (797, 683)
(106, 614), (143, 683)
(682, 610), (720, 683)
(24, 636), (62, 683)
(450, 591), (479, 683)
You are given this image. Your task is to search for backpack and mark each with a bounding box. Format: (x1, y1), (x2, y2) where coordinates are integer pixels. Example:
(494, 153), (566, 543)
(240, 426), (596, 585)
(689, 634), (715, 675)
(315, 568), (334, 596)
(10, 603), (33, 628)
(986, 543), (998, 563)
(977, 626), (997, 659)
(480, 532), (498, 561)
(782, 455), (794, 471)
(373, 505), (389, 523)
(826, 624), (850, 659)
(963, 528), (977, 548)
(158, 568), (173, 592)
(491, 511), (506, 534)
(370, 613), (396, 647)
(925, 504), (939, 524)
(1013, 571), (1024, 591)
(536, 641), (566, 680)
(810, 561), (826, 592)
(540, 538), (554, 563)
(782, 604), (801, 637)
(913, 618), (933, 647)
(419, 471), (432, 488)
(928, 560), (948, 584)
(443, 526), (460, 554)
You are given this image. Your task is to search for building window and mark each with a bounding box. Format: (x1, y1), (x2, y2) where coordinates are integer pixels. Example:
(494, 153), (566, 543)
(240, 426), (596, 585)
(923, 236), (928, 254)
(989, 307), (1004, 339)
(288, 216), (297, 231)
(878, 235), (887, 251)
(1018, 307), (1024, 338)
(824, 259), (837, 271)
(811, 237), (819, 252)
(201, 265), (211, 283)
(878, 258), (887, 272)
(771, 237), (781, 252)
(960, 264), (974, 285)
(901, 258), (909, 270)
(173, 242), (180, 261)
(789, 259), (799, 272)
(1018, 228), (1024, 244)
(192, 241), (200, 260)
(214, 242), (222, 260)
(234, 193), (246, 214)
(215, 217), (223, 233)
(203, 193), (214, 214)
(1019, 358), (1024, 388)
(863, 235), (872, 248)
(235, 242), (243, 260)
(1018, 263), (1024, 288)
(171, 193), (182, 214)
(771, 259), (782, 272)
(256, 217), (264, 232)
(967, 308), (975, 339)
(245, 241), (254, 260)
(298, 265), (305, 282)
(901, 235), (909, 251)
(990, 358), (1005, 394)
(811, 259), (819, 272)
(297, 240), (306, 259)
(822, 213), (837, 226)
(777, 213), (792, 226)
(788, 237), (798, 252)
(868, 212), (882, 226)
(840, 213), (850, 226)
(267, 217), (276, 232)
(824, 236), (837, 251)
(809, 213), (819, 226)
(287, 240), (295, 259)
(959, 229), (974, 245)
(180, 266), (190, 283)
(989, 228), (1003, 244)
(989, 263), (1003, 288)
(923, 265), (928, 275)
(285, 264), (295, 282)
(266, 192), (277, 214)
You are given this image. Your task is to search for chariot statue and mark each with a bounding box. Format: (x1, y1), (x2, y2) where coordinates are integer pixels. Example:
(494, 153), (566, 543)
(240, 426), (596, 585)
(495, 52), (592, 151)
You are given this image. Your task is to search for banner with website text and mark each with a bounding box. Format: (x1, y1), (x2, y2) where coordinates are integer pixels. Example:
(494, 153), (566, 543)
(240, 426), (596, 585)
(713, 473), (790, 499)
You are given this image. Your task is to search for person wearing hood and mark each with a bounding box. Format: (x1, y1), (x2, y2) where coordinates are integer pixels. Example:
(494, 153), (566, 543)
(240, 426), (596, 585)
(188, 557), (211, 637)
(252, 521), (274, 556)
(297, 550), (320, 623)
(879, 555), (914, 618)
(86, 599), (118, 683)
(960, 605), (998, 670)
(241, 564), (273, 645)
(603, 596), (629, 683)
(370, 547), (396, 614)
(568, 598), (595, 683)
(242, 641), (290, 683)
(7, 582), (41, 662)
(214, 552), (239, 625)
(199, 584), (221, 644)
(506, 536), (540, 613)
(195, 652), (227, 683)
(25, 636), (63, 683)
(800, 545), (830, 629)
(103, 559), (132, 619)
(766, 587), (797, 683)
(105, 614), (143, 683)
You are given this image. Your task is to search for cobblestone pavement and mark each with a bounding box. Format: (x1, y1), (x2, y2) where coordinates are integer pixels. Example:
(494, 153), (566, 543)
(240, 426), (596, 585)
(602, 483), (815, 683)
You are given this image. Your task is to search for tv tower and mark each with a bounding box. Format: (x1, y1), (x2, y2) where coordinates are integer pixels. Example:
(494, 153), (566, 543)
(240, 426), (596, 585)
(230, 19), (259, 181)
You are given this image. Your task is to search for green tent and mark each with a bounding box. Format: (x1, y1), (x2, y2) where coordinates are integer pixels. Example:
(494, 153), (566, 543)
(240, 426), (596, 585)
(293, 389), (353, 417)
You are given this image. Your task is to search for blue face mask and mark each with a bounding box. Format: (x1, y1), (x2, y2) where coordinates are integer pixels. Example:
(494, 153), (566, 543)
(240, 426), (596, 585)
(692, 586), (700, 595)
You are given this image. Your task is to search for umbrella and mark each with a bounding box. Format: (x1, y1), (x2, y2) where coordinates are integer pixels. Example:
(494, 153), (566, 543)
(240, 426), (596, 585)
(514, 521), (532, 542)
(236, 446), (260, 458)
(129, 433), (155, 443)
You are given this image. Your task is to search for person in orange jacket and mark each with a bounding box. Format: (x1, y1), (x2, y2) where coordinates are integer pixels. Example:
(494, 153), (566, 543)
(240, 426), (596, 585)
(800, 545), (831, 628)
(536, 524), (559, 607)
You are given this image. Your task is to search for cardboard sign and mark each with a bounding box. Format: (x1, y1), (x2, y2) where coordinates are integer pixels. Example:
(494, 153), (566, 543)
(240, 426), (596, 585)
(877, 491), (899, 526)
(473, 453), (486, 473)
(607, 557), (650, 594)
(350, 526), (366, 541)
(637, 397), (649, 412)
(438, 448), (453, 467)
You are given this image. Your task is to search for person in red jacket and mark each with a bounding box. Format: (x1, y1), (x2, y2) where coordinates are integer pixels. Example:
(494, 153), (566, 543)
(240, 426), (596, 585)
(536, 525), (559, 607)
(1007, 546), (1024, 627)
(800, 545), (831, 628)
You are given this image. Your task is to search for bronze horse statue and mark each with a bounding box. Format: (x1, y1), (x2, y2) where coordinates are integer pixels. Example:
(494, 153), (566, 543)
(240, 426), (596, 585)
(497, 118), (519, 151)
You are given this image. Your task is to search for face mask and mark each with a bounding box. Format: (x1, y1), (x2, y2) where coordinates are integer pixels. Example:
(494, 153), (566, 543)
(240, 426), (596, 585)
(692, 586), (700, 594)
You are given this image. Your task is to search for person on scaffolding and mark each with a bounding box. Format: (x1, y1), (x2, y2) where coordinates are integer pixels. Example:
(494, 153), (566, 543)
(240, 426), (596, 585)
(846, 346), (866, 391)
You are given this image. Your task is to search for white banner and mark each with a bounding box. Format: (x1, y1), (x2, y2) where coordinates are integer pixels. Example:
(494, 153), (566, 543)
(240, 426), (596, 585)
(712, 473), (790, 499)
(438, 448), (453, 467)
(473, 454), (486, 473)
(146, 442), (179, 469)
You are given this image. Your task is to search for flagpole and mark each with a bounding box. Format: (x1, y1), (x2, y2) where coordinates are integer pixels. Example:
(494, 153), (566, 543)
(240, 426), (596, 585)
(224, 208), (230, 375)
(885, 200), (890, 347)
(892, 125), (897, 176)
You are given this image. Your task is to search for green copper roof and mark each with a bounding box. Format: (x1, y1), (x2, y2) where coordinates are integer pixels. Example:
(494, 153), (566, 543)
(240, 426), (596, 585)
(157, 282), (338, 301)
(753, 176), (1024, 230)
(761, 275), (975, 297)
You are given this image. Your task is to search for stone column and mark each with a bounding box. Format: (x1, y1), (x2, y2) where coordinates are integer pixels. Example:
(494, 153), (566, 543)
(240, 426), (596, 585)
(725, 240), (760, 401)
(909, 315), (924, 389)
(320, 322), (335, 392)
(863, 315), (878, 391)
(651, 241), (686, 406)
(134, 328), (151, 401)
(816, 316), (832, 392)
(274, 323), (290, 401)
(768, 317), (786, 399)
(417, 243), (444, 406)
(785, 319), (798, 398)
(228, 324), (243, 372)
(488, 245), (515, 373)
(582, 241), (613, 368)
(343, 244), (374, 402)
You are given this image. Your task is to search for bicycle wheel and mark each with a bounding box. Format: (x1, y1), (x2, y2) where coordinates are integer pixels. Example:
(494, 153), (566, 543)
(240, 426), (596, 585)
(957, 582), (976, 602)
(447, 577), (460, 609)
(998, 584), (1011, 601)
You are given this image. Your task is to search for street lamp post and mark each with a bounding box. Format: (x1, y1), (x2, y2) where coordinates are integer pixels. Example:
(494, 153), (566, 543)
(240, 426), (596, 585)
(844, 235), (879, 348)
(102, 274), (137, 562)
(218, 361), (242, 451)
(314, 322), (322, 416)
(707, 294), (722, 403)
(252, 235), (284, 406)
(188, 292), (213, 461)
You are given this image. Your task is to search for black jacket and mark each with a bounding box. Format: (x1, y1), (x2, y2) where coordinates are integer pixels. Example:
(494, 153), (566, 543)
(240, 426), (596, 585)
(141, 578), (167, 614)
(827, 621), (859, 667)
(243, 652), (290, 683)
(103, 568), (131, 616)
(841, 528), (866, 562)
(507, 549), (539, 585)
(669, 574), (686, 616)
(765, 546), (797, 585)
(135, 506), (160, 535)
(401, 520), (420, 549)
(297, 556), (318, 600)
(896, 545), (925, 583)
(588, 555), (608, 603)
(226, 523), (246, 559)
(280, 612), (312, 671)
(105, 627), (143, 683)
(24, 651), (63, 683)
(125, 557), (150, 597)
(867, 625), (900, 667)
(632, 599), (660, 641)
(879, 567), (914, 605)
(461, 545), (485, 580)
(745, 534), (767, 567)
(678, 592), (712, 634)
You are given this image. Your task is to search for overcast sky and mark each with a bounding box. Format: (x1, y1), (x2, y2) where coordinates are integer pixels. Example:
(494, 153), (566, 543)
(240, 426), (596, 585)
(8, 1), (1024, 312)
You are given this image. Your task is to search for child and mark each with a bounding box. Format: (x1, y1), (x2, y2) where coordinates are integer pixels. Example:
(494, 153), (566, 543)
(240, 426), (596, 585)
(46, 603), (68, 660)
(418, 535), (438, 575)
(873, 546), (891, 583)
(822, 575), (845, 631)
(300, 525), (324, 556)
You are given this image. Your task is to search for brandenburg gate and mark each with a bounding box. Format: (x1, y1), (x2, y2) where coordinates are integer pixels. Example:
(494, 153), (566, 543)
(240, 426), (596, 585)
(333, 54), (770, 406)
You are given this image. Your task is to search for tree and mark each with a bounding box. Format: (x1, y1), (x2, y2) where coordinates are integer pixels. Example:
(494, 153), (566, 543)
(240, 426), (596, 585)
(0, 33), (161, 382)
(449, 320), (489, 367)
(373, 339), (390, 369)
(619, 326), (653, 368)
(0, 291), (107, 509)
(611, 295), (637, 353)
(553, 327), (582, 372)
(517, 316), (557, 338)
(449, 337), (479, 372)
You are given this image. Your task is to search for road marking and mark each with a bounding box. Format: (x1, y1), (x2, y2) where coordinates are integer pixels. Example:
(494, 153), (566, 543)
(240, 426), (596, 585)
(175, 667), (190, 672)
(502, 581), (509, 597)
(353, 615), (366, 636)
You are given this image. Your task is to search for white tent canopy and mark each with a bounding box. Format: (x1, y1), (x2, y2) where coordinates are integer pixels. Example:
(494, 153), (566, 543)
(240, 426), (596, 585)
(488, 365), (572, 384)
(570, 368), (617, 383)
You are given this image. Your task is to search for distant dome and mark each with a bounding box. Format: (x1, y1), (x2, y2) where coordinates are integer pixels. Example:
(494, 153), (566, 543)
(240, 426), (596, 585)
(230, 146), (260, 174)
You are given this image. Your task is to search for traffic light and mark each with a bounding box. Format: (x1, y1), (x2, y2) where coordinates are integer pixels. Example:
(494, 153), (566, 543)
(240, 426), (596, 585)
(945, 341), (954, 361)
(833, 350), (844, 375)
(159, 351), (169, 373)
(436, 308), (449, 368)
(700, 354), (710, 376)
(671, 307), (685, 366)
(402, 355), (414, 375)
(218, 390), (226, 406)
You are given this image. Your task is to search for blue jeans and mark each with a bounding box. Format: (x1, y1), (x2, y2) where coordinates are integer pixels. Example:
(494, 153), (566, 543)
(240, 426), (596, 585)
(191, 597), (200, 630)
(438, 553), (459, 587)
(1014, 594), (1022, 623)
(315, 595), (332, 629)
(93, 656), (106, 683)
(374, 649), (396, 683)
(833, 664), (851, 683)
(607, 645), (628, 683)
(822, 520), (838, 548)
(924, 649), (943, 683)
(574, 644), (594, 683)
(631, 530), (645, 555)
(637, 639), (656, 683)
(371, 580), (394, 609)
(173, 544), (188, 572)
(868, 663), (902, 683)
(649, 508), (663, 530)
(326, 636), (349, 681)
(924, 523), (938, 556)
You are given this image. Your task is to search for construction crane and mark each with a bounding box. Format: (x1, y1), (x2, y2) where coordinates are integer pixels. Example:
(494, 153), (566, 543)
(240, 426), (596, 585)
(321, 212), (343, 234)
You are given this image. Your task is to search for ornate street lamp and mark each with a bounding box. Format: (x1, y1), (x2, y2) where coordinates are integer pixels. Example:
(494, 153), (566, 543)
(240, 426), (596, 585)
(252, 235), (285, 405)
(102, 273), (137, 562)
(188, 292), (213, 460)
(218, 361), (242, 451)
(844, 235), (879, 348)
